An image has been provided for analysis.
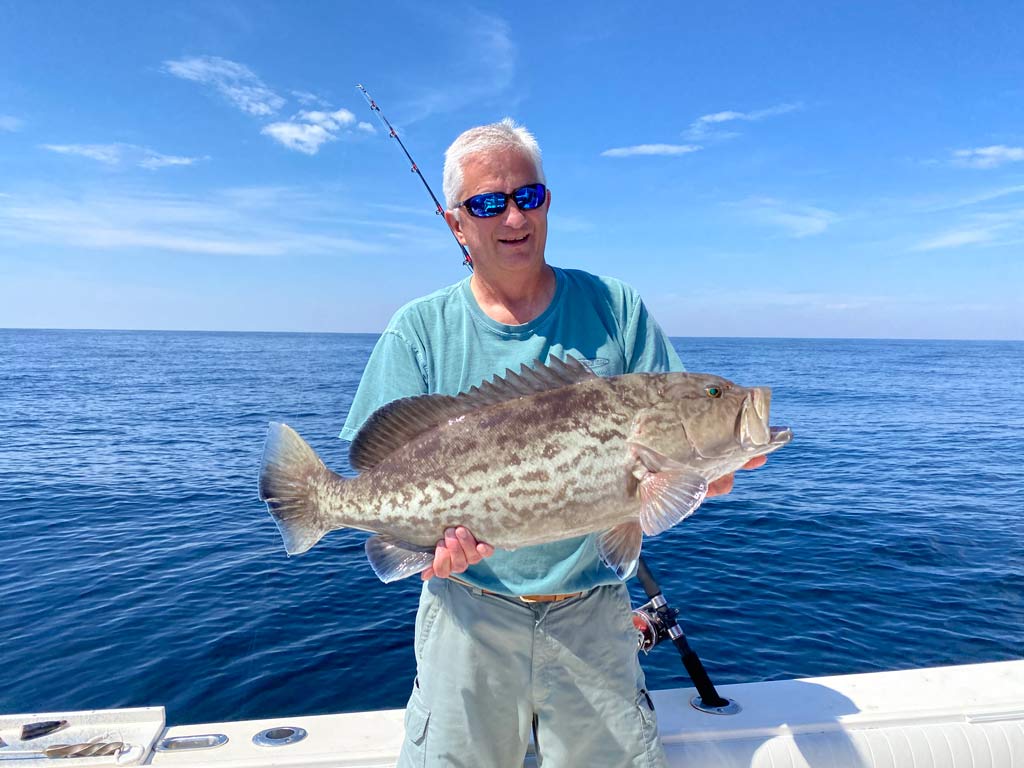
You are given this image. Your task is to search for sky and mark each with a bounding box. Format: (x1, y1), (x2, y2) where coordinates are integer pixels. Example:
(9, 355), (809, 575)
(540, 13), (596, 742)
(1, 1), (1022, 339)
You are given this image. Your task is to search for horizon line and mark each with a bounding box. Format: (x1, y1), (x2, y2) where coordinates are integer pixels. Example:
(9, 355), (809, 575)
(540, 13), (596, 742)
(1, 326), (1021, 343)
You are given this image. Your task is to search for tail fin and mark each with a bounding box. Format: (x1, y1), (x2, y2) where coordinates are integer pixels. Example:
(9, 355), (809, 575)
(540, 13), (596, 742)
(259, 422), (339, 555)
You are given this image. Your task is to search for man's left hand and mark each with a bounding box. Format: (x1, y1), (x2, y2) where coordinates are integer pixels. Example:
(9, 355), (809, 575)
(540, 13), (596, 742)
(707, 455), (767, 497)
(421, 526), (495, 581)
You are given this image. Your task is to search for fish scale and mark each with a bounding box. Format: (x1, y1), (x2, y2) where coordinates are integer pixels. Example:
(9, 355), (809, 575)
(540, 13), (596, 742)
(259, 356), (792, 583)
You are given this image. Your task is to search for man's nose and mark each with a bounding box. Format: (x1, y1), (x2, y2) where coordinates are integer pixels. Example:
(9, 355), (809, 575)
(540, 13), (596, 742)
(501, 202), (528, 226)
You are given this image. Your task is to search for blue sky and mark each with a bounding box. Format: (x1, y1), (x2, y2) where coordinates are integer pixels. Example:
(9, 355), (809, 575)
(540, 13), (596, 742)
(1, 1), (1022, 339)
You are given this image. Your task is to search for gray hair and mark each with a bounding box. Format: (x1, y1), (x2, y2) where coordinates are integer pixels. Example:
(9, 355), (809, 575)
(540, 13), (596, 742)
(442, 118), (545, 211)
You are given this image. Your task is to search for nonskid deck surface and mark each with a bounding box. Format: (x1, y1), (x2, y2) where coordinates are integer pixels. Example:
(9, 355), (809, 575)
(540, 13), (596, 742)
(2, 661), (1022, 767)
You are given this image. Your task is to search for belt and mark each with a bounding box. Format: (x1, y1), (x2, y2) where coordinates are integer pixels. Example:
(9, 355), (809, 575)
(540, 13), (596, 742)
(449, 576), (585, 603)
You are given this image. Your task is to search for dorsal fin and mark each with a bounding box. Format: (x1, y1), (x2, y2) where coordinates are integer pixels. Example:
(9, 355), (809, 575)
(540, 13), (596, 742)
(348, 355), (596, 471)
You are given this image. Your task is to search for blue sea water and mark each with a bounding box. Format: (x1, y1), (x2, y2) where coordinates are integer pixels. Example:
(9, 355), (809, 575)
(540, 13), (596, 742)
(0, 329), (1021, 725)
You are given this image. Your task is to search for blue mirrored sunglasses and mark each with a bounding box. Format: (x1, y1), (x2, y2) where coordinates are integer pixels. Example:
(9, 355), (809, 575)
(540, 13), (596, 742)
(454, 183), (547, 218)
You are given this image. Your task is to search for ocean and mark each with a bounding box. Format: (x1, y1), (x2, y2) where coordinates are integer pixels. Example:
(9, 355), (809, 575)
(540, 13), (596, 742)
(1, 329), (1021, 725)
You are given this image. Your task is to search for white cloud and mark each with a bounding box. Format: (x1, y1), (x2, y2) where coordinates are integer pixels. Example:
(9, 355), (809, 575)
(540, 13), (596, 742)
(43, 143), (123, 164)
(138, 152), (201, 170)
(913, 205), (1024, 251)
(297, 109), (355, 130)
(0, 115), (23, 132)
(292, 90), (326, 106)
(686, 103), (801, 139)
(41, 143), (201, 170)
(357, 121), (376, 134)
(262, 108), (365, 155)
(918, 184), (1024, 213)
(914, 229), (996, 251)
(738, 197), (837, 238)
(400, 13), (517, 122)
(261, 122), (332, 155)
(0, 187), (389, 258)
(601, 143), (702, 158)
(163, 55), (284, 116)
(952, 145), (1024, 169)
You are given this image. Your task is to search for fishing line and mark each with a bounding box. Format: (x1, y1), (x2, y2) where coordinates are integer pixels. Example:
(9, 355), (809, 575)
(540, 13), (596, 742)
(356, 84), (472, 271)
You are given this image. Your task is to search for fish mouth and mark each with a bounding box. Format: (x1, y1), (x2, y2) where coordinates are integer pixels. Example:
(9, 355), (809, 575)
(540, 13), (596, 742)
(767, 426), (793, 449)
(738, 388), (792, 454)
(738, 388), (770, 449)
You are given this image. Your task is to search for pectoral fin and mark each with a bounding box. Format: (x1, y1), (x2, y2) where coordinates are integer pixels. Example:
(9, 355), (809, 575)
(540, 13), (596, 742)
(365, 535), (435, 583)
(597, 522), (643, 580)
(628, 442), (708, 536)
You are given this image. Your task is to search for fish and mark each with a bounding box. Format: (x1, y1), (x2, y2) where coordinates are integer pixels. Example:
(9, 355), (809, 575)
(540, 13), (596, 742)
(258, 356), (792, 583)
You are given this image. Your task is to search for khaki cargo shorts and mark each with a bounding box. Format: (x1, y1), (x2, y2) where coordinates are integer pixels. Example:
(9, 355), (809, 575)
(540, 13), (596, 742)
(397, 578), (666, 768)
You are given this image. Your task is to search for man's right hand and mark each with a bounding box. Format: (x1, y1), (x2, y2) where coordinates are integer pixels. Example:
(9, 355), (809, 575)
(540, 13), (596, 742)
(421, 526), (495, 581)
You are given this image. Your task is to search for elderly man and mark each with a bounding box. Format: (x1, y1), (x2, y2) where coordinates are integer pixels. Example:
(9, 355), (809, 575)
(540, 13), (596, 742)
(341, 119), (762, 767)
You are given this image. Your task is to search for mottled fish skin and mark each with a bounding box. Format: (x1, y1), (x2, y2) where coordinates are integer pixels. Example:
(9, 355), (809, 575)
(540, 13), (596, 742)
(259, 358), (792, 579)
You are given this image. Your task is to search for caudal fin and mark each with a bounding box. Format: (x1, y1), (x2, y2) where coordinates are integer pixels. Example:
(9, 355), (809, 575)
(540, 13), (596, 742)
(259, 422), (338, 555)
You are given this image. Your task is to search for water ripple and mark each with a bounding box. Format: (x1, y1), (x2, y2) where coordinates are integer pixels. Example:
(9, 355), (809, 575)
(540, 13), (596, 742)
(1, 330), (1021, 724)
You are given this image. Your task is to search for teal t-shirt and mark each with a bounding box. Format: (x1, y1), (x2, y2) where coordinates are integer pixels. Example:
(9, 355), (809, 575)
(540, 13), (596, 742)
(340, 266), (685, 595)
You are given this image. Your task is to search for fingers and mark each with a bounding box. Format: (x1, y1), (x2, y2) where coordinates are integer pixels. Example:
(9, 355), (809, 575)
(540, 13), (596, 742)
(742, 455), (767, 470)
(706, 473), (734, 498)
(706, 456), (767, 500)
(421, 527), (494, 581)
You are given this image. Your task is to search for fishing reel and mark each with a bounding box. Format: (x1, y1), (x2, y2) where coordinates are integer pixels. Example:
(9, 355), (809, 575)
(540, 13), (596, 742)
(632, 594), (679, 654)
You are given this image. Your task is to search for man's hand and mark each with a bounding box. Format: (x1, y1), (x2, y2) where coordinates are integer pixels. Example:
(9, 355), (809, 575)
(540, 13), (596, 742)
(707, 455), (767, 497)
(421, 526), (495, 581)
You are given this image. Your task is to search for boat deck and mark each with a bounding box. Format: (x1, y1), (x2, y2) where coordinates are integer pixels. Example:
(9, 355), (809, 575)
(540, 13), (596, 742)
(3, 660), (1022, 767)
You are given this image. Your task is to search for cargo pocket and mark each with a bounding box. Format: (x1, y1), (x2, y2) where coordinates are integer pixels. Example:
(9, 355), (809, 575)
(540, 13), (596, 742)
(398, 684), (431, 768)
(635, 688), (667, 768)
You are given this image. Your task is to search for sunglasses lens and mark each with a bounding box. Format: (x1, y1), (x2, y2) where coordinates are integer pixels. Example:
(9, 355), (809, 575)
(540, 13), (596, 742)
(467, 192), (507, 218)
(514, 184), (546, 210)
(462, 184), (546, 217)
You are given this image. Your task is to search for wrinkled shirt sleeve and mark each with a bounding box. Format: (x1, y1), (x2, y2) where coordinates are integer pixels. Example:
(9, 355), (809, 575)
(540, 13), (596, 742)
(339, 329), (428, 441)
(623, 296), (685, 374)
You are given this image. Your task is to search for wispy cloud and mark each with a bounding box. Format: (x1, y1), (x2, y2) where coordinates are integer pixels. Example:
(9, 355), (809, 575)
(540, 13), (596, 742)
(41, 143), (201, 170)
(601, 143), (702, 158)
(262, 108), (365, 155)
(0, 186), (392, 258)
(292, 90), (326, 107)
(914, 228), (997, 251)
(399, 13), (516, 122)
(0, 115), (23, 132)
(686, 103), (802, 140)
(737, 197), (837, 238)
(917, 184), (1024, 213)
(163, 55), (284, 116)
(43, 144), (122, 164)
(912, 207), (1024, 251)
(951, 145), (1024, 169)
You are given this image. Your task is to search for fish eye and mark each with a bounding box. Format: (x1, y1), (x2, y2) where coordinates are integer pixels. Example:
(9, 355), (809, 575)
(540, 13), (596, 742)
(705, 386), (722, 398)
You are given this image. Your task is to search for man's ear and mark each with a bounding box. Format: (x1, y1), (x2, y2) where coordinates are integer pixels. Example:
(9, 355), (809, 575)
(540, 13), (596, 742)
(444, 210), (467, 246)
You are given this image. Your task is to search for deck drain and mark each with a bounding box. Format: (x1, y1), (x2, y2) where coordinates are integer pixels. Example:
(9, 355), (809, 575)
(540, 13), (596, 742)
(155, 734), (228, 751)
(253, 726), (307, 747)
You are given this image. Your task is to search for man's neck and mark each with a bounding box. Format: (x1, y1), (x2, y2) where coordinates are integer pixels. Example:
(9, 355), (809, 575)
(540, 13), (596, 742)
(470, 264), (556, 325)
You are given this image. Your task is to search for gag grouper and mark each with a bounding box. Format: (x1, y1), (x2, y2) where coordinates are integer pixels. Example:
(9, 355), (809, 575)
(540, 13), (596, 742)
(258, 356), (792, 582)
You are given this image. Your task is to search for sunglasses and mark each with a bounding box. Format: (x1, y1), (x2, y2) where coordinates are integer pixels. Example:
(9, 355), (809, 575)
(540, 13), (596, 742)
(454, 183), (547, 218)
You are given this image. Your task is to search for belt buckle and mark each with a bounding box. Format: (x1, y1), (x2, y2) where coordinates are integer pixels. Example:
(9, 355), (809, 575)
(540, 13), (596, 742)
(518, 592), (580, 603)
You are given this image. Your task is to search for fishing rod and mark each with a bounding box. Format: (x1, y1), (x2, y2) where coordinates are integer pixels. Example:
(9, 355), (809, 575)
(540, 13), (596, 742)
(358, 84), (736, 713)
(633, 557), (738, 713)
(356, 84), (472, 271)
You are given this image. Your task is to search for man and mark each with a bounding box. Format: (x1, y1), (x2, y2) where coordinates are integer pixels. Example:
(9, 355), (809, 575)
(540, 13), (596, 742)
(341, 119), (764, 767)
